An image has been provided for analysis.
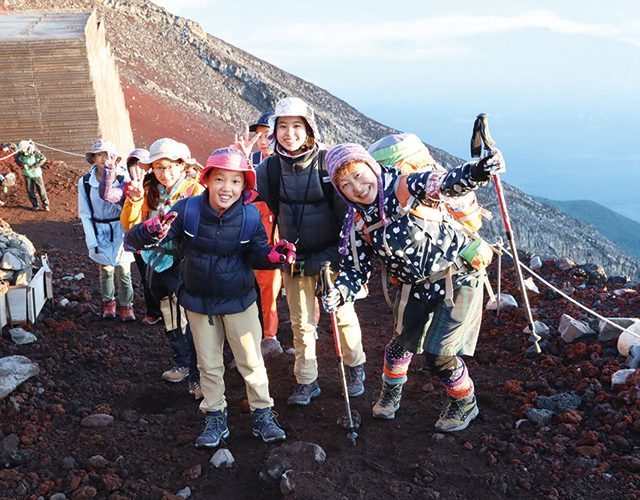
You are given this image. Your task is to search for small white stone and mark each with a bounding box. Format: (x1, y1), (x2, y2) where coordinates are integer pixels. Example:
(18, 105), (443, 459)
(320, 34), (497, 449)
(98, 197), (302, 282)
(611, 369), (636, 388)
(74, 273), (85, 280)
(210, 448), (234, 468)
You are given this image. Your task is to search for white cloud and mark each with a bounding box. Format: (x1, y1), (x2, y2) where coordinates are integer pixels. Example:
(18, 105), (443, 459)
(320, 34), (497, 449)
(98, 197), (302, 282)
(229, 9), (640, 65)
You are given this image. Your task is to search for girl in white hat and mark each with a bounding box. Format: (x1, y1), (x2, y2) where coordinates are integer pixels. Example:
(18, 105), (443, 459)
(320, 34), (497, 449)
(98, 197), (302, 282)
(121, 138), (203, 398)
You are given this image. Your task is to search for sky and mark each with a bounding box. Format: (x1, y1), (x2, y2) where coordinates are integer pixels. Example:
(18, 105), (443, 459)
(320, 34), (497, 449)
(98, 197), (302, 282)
(153, 0), (640, 221)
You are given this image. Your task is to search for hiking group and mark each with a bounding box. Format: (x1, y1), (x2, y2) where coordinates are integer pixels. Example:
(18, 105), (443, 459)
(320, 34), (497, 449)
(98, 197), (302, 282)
(70, 95), (505, 448)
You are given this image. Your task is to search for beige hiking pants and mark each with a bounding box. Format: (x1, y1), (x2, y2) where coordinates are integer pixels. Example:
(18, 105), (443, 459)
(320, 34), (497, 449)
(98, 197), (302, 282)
(187, 303), (273, 413)
(282, 272), (366, 384)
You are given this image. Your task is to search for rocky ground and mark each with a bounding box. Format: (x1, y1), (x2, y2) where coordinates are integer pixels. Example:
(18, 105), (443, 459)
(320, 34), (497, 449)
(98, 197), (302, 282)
(1, 153), (640, 500)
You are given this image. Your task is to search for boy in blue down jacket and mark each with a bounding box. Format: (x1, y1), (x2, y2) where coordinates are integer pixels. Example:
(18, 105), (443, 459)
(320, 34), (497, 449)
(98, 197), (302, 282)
(321, 143), (504, 433)
(125, 148), (296, 448)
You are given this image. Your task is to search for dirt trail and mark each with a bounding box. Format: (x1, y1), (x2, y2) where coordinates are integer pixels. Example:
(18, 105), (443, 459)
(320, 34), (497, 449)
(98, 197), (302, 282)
(0, 153), (639, 499)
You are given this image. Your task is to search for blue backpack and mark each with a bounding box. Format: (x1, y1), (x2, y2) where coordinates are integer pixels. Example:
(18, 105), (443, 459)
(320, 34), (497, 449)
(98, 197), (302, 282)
(182, 194), (261, 251)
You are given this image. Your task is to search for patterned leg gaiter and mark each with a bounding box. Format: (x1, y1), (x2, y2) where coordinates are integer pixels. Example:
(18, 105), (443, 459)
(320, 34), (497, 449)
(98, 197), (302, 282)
(441, 357), (474, 400)
(382, 340), (413, 385)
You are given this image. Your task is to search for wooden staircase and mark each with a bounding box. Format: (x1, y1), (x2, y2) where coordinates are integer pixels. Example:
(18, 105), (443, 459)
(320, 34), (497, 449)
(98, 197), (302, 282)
(0, 11), (134, 166)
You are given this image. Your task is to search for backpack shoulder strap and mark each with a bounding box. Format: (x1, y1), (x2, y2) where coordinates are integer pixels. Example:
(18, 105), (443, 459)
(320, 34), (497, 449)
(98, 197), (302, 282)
(183, 195), (202, 241)
(238, 203), (261, 250)
(251, 151), (262, 167)
(265, 156), (281, 218)
(316, 149), (334, 209)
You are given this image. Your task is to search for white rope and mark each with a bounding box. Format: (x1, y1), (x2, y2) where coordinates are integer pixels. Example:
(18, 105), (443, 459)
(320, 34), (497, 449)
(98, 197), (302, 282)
(0, 150), (17, 161)
(32, 141), (84, 158)
(495, 242), (640, 343)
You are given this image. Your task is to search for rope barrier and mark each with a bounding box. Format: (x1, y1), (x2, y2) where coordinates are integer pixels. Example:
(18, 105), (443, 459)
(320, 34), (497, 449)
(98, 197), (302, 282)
(495, 242), (640, 343)
(32, 141), (84, 158)
(0, 150), (17, 161)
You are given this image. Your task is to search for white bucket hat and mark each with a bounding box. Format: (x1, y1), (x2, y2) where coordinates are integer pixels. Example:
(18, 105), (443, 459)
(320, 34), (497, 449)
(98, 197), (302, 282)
(141, 138), (192, 165)
(268, 97), (320, 139)
(85, 139), (121, 164)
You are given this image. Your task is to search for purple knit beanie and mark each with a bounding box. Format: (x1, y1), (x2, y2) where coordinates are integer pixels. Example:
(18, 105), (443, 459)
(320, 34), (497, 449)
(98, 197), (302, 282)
(325, 143), (388, 256)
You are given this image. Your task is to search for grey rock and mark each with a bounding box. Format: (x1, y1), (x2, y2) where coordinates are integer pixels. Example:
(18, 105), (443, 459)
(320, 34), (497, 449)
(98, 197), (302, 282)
(280, 470), (295, 495)
(525, 408), (553, 425)
(1, 433), (20, 452)
(534, 392), (582, 414)
(485, 293), (518, 311)
(50, 494), (68, 500)
(559, 314), (595, 342)
(210, 448), (234, 468)
(523, 321), (551, 339)
(0, 252), (25, 271)
(176, 486), (191, 498)
(262, 441), (326, 481)
(9, 327), (38, 345)
(61, 456), (77, 470)
(529, 255), (543, 270)
(557, 257), (576, 271)
(0, 355), (39, 400)
(598, 318), (639, 342)
(80, 414), (114, 428)
(611, 369), (636, 387)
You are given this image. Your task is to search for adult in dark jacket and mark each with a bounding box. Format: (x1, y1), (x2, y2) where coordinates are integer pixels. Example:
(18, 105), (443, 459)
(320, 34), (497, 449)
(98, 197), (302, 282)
(125, 148), (295, 448)
(254, 97), (366, 406)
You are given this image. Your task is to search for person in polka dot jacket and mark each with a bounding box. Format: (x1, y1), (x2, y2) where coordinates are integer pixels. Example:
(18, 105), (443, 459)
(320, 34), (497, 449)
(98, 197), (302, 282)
(321, 142), (505, 433)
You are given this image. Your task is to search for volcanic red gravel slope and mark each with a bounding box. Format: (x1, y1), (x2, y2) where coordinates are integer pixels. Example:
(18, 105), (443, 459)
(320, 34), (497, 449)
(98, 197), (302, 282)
(1, 152), (640, 499)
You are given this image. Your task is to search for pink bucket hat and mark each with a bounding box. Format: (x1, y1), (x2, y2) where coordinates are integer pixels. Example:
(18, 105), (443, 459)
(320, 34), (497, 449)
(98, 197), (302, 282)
(126, 147), (150, 165)
(200, 148), (256, 190)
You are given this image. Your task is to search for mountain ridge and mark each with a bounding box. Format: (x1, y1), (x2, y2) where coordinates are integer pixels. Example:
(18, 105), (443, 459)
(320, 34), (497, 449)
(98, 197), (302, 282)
(3, 0), (639, 279)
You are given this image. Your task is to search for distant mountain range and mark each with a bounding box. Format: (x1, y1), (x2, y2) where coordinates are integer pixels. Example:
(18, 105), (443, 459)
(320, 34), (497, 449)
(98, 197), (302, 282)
(5, 0), (640, 279)
(535, 197), (640, 261)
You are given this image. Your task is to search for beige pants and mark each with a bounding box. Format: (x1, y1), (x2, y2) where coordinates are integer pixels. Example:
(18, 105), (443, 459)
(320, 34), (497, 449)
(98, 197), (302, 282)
(187, 303), (273, 413)
(159, 295), (187, 332)
(282, 272), (365, 384)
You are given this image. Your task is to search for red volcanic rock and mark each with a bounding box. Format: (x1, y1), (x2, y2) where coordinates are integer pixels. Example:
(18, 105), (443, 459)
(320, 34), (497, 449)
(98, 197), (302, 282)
(558, 409), (583, 425)
(504, 380), (523, 395)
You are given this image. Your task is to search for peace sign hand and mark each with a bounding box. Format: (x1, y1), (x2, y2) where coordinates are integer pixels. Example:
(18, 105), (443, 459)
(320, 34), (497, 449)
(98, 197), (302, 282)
(231, 124), (260, 158)
(127, 165), (145, 201)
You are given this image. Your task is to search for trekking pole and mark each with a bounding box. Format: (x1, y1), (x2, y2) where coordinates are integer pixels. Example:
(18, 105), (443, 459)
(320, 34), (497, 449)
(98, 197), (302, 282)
(319, 262), (358, 446)
(470, 113), (541, 354)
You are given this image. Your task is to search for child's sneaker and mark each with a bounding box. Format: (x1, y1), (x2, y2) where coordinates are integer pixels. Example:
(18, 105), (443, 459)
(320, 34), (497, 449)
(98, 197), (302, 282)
(189, 380), (204, 400)
(161, 366), (189, 383)
(251, 408), (286, 443)
(142, 315), (161, 325)
(195, 409), (229, 448)
(102, 300), (117, 319)
(119, 306), (135, 322)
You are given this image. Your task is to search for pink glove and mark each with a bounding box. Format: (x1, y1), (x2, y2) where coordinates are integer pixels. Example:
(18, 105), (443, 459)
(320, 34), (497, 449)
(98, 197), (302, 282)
(143, 211), (178, 238)
(267, 239), (297, 264)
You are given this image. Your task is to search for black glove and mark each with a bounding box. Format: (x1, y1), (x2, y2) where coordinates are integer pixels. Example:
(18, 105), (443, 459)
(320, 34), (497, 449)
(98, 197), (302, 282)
(470, 149), (506, 181)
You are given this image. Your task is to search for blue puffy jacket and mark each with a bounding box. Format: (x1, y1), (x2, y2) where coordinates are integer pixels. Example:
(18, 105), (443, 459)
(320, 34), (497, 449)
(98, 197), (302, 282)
(125, 193), (277, 318)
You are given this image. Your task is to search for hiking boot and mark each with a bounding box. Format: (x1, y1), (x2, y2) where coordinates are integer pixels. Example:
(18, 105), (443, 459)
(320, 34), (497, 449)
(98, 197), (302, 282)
(251, 407), (286, 443)
(435, 395), (479, 432)
(102, 300), (117, 319)
(142, 315), (162, 325)
(161, 366), (189, 383)
(347, 364), (366, 397)
(372, 381), (404, 420)
(119, 306), (136, 322)
(195, 409), (229, 448)
(189, 380), (204, 400)
(32, 206), (39, 212)
(287, 380), (321, 406)
(43, 206), (50, 212)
